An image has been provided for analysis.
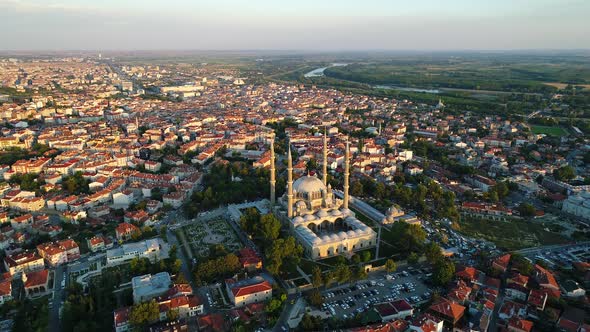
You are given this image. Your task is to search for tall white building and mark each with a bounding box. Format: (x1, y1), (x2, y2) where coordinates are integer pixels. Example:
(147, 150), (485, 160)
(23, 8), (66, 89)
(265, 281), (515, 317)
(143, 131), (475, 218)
(562, 191), (590, 220)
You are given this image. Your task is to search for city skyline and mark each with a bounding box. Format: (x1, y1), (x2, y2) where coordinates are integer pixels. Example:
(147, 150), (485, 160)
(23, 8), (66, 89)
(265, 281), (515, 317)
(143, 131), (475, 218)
(0, 0), (589, 51)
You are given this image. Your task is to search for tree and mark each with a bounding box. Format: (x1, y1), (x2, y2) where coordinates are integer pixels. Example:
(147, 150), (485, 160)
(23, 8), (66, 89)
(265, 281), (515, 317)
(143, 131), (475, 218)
(308, 289), (323, 307)
(407, 252), (419, 264)
(385, 259), (397, 273)
(239, 207), (260, 234)
(62, 171), (90, 194)
(432, 258), (455, 286)
(517, 203), (536, 217)
(259, 213), (281, 241)
(166, 309), (179, 321)
(511, 253), (533, 275)
(350, 180), (364, 197)
(193, 253), (241, 284)
(129, 300), (159, 327)
(553, 165), (575, 181)
(355, 266), (368, 280)
(301, 313), (322, 331)
(265, 236), (303, 275)
(306, 159), (318, 172)
(335, 264), (352, 284)
(312, 266), (323, 288)
(266, 297), (284, 313)
(424, 242), (443, 264)
(361, 250), (372, 262)
(403, 224), (426, 252)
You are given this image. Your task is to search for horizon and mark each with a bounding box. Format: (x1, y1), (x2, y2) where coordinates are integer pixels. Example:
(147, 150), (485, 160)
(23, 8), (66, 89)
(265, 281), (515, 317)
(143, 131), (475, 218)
(1, 0), (589, 51)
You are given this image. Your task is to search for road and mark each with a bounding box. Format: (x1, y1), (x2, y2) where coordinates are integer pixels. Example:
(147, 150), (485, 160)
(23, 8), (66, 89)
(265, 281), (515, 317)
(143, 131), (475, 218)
(273, 294), (300, 331)
(166, 227), (212, 313)
(48, 264), (66, 332)
(515, 241), (590, 255)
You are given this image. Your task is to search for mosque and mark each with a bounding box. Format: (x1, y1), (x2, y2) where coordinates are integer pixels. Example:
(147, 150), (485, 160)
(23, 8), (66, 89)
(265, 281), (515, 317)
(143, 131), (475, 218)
(269, 133), (377, 260)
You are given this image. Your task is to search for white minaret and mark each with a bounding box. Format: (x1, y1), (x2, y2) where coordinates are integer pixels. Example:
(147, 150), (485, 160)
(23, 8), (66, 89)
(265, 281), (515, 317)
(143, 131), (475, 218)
(343, 140), (350, 210)
(270, 134), (276, 206)
(322, 127), (328, 187)
(287, 145), (294, 218)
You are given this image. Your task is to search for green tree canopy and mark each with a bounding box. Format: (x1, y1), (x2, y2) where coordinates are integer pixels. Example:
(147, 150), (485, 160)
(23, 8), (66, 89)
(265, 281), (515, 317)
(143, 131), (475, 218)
(385, 259), (397, 273)
(432, 258), (455, 286)
(129, 300), (159, 327)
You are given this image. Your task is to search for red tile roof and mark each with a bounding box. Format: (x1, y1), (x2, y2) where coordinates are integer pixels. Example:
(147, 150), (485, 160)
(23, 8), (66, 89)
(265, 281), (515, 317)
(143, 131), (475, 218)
(493, 254), (511, 271)
(230, 280), (271, 297)
(197, 313), (225, 332)
(534, 264), (559, 290)
(508, 317), (533, 332)
(24, 269), (49, 288)
(428, 298), (465, 323)
(113, 307), (131, 327)
(0, 279), (11, 296)
(455, 266), (478, 282)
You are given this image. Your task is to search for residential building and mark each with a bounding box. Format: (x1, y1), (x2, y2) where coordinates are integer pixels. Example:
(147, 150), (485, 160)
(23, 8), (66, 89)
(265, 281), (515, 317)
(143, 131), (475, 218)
(225, 276), (272, 307)
(132, 272), (172, 304)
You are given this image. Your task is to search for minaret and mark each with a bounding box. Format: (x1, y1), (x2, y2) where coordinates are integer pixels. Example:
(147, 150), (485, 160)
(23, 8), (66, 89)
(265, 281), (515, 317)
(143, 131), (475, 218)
(287, 145), (294, 218)
(269, 134), (276, 206)
(322, 127), (328, 187)
(343, 140), (350, 210)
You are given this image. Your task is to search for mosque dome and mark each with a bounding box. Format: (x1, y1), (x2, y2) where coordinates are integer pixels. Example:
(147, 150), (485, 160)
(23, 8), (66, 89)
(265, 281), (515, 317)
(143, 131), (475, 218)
(317, 209), (329, 218)
(293, 175), (327, 197)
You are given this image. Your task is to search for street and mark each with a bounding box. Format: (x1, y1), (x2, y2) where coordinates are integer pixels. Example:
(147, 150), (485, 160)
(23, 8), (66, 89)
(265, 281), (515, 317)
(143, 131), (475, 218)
(48, 264), (65, 332)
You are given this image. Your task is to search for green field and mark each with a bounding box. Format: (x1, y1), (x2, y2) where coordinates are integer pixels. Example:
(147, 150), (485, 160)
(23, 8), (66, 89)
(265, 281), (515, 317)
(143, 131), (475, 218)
(530, 125), (568, 136)
(457, 217), (569, 251)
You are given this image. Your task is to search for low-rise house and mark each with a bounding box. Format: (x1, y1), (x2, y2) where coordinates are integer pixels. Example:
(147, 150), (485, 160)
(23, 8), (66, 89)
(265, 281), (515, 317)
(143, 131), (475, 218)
(0, 278), (12, 305)
(507, 317), (534, 332)
(534, 264), (560, 297)
(527, 289), (548, 311)
(498, 301), (526, 322)
(506, 283), (529, 301)
(225, 276), (272, 307)
(373, 299), (413, 322)
(237, 248), (262, 271)
(162, 191), (185, 208)
(347, 320), (408, 332)
(87, 236), (107, 252)
(132, 272), (172, 304)
(36, 239), (80, 267)
(561, 280), (585, 298)
(4, 250), (44, 275)
(23, 269), (49, 298)
(427, 297), (465, 329)
(409, 313), (444, 332)
(113, 307), (131, 332)
(197, 313), (226, 332)
(10, 213), (33, 230)
(492, 254), (511, 272)
(116, 222), (140, 242)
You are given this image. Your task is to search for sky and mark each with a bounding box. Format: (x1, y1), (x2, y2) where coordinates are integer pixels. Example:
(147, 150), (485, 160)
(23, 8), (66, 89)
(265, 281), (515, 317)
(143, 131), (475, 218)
(0, 0), (588, 51)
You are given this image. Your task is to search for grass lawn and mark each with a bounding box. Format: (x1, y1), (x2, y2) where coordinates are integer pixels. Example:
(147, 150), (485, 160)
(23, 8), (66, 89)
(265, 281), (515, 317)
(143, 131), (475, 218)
(530, 125), (568, 137)
(457, 217), (570, 251)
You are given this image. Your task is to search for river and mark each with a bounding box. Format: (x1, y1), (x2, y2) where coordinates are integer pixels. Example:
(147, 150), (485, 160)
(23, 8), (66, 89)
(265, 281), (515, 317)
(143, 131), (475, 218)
(374, 85), (441, 94)
(303, 63), (349, 78)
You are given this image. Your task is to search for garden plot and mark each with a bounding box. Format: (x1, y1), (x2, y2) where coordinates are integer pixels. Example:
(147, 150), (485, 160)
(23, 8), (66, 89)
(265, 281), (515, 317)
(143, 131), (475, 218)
(181, 217), (243, 257)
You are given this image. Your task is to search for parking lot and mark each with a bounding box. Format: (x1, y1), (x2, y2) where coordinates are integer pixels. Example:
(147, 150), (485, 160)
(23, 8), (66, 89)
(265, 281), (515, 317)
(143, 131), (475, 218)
(319, 267), (433, 320)
(521, 243), (590, 269)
